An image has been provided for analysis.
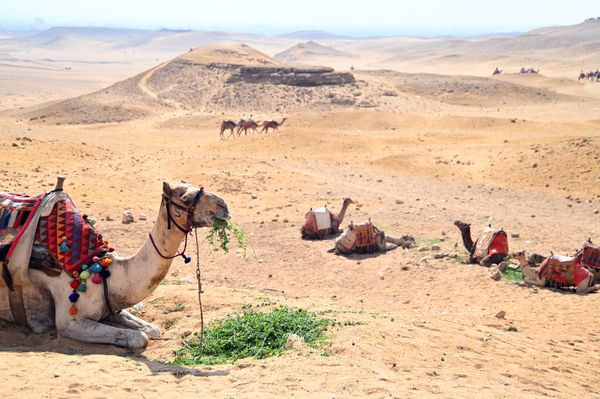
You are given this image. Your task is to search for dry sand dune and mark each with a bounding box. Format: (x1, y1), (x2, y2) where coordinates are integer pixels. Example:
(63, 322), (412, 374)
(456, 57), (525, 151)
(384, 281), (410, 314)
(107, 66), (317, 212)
(1, 20), (600, 398)
(274, 40), (355, 64)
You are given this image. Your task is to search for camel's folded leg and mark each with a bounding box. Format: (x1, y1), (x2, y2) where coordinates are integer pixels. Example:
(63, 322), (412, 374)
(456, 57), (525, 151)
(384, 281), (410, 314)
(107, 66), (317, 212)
(105, 309), (161, 339)
(58, 318), (149, 349)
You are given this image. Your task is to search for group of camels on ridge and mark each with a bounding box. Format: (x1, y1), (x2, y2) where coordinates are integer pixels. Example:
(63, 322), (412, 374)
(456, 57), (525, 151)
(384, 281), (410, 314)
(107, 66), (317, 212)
(1, 176), (599, 349)
(578, 70), (600, 82)
(492, 67), (540, 75)
(220, 117), (287, 139)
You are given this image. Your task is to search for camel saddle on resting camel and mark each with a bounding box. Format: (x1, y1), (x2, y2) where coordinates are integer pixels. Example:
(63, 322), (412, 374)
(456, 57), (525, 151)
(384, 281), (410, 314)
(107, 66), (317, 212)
(0, 190), (110, 285)
(302, 207), (334, 236)
(472, 226), (509, 262)
(353, 222), (379, 254)
(579, 241), (600, 272)
(538, 255), (590, 288)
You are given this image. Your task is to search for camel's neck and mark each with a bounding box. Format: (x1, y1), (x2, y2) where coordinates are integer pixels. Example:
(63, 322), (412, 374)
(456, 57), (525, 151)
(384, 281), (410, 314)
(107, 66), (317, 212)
(279, 118), (286, 126)
(337, 201), (350, 225)
(109, 204), (187, 310)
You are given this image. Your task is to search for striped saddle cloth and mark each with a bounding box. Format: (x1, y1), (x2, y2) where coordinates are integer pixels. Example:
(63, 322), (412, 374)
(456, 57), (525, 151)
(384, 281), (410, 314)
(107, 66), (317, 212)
(0, 192), (43, 249)
(1, 191), (108, 276)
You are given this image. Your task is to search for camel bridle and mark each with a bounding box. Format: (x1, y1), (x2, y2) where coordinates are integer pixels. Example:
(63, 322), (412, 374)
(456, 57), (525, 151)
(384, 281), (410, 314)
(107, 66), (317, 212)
(149, 187), (205, 264)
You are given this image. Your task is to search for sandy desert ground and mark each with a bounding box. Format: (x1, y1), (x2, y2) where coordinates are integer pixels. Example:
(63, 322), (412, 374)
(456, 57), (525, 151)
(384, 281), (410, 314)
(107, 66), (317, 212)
(1, 20), (600, 398)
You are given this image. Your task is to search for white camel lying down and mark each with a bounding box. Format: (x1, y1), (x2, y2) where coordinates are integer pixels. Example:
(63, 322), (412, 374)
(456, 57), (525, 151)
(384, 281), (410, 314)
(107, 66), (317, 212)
(0, 181), (230, 348)
(512, 251), (599, 294)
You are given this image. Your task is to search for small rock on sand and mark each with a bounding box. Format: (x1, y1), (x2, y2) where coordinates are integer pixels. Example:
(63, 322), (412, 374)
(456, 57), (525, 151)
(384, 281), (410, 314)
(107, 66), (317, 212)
(122, 211), (134, 224)
(495, 311), (506, 319)
(431, 245), (441, 251)
(511, 233), (520, 238)
(138, 213), (147, 221)
(285, 333), (306, 350)
(490, 266), (502, 281)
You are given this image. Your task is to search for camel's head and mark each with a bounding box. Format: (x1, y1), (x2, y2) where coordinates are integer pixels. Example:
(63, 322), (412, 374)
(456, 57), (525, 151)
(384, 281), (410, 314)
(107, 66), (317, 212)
(163, 181), (230, 229)
(511, 250), (527, 264)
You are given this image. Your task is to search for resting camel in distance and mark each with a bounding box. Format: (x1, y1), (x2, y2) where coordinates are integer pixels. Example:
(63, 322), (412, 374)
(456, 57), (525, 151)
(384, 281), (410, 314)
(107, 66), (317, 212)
(219, 119), (237, 139)
(454, 220), (509, 266)
(237, 119), (260, 136)
(328, 220), (415, 255)
(512, 251), (599, 294)
(301, 198), (354, 239)
(0, 179), (230, 348)
(260, 118), (287, 134)
(493, 67), (502, 75)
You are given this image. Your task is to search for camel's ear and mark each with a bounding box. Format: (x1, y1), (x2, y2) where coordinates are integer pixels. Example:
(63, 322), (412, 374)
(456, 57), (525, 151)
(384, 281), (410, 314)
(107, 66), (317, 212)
(162, 181), (172, 197)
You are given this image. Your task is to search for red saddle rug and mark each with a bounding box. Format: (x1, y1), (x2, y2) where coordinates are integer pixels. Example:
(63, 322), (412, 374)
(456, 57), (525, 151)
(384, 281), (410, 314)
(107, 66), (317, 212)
(539, 255), (591, 288)
(34, 198), (107, 274)
(580, 241), (600, 271)
(473, 228), (509, 261)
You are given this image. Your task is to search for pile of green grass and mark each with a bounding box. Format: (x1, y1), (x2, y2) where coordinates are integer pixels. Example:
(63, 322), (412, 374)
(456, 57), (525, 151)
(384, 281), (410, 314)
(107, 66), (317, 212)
(501, 264), (524, 281)
(173, 306), (331, 365)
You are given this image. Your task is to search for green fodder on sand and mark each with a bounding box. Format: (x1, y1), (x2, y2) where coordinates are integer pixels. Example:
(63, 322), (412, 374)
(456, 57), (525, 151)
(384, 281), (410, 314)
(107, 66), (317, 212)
(172, 306), (331, 365)
(502, 265), (524, 281)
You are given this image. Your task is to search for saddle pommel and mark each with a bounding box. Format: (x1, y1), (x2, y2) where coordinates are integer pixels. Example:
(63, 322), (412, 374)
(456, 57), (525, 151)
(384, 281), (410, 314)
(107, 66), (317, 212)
(55, 176), (66, 191)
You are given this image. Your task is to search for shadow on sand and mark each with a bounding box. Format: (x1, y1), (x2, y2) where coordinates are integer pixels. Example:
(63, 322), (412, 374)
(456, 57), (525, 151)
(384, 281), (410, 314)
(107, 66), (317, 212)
(0, 322), (229, 378)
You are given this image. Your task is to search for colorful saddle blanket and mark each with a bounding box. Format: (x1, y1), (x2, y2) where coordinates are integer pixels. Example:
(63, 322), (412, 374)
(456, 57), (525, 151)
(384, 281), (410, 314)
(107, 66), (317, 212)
(2, 191), (107, 275)
(473, 227), (509, 261)
(580, 241), (600, 271)
(354, 222), (379, 254)
(0, 193), (42, 248)
(539, 255), (591, 288)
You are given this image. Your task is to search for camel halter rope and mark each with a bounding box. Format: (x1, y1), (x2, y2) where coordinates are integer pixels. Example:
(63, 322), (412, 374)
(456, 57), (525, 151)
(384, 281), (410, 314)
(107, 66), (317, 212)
(148, 187), (206, 342)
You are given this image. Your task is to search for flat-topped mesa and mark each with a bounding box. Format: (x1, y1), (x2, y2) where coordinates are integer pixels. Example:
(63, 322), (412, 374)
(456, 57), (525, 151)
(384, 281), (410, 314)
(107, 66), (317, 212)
(228, 65), (355, 87)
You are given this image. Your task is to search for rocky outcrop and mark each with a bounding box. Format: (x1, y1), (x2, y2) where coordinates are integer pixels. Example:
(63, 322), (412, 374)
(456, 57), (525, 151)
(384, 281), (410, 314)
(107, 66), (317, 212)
(227, 66), (356, 87)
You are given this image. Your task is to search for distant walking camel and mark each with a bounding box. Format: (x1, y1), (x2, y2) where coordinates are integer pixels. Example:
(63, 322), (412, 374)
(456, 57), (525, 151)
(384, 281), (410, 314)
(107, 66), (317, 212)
(219, 120), (237, 139)
(260, 118), (287, 134)
(237, 119), (260, 136)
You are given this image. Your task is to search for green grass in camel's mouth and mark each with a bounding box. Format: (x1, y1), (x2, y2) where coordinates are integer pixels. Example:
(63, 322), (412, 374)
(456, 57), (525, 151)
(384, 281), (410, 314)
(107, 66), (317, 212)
(206, 217), (249, 260)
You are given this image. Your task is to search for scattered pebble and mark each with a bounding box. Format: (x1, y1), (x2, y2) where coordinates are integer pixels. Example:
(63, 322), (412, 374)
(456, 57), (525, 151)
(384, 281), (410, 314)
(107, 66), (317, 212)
(495, 311), (506, 319)
(122, 211), (135, 224)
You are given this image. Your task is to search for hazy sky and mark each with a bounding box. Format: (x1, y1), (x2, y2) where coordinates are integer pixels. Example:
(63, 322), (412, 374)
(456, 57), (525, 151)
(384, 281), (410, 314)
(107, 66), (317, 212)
(2, 0), (598, 35)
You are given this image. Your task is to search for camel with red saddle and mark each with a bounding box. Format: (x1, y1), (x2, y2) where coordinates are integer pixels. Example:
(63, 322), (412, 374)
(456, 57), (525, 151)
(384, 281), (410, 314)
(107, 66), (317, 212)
(454, 221), (509, 266)
(0, 178), (230, 348)
(512, 249), (599, 294)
